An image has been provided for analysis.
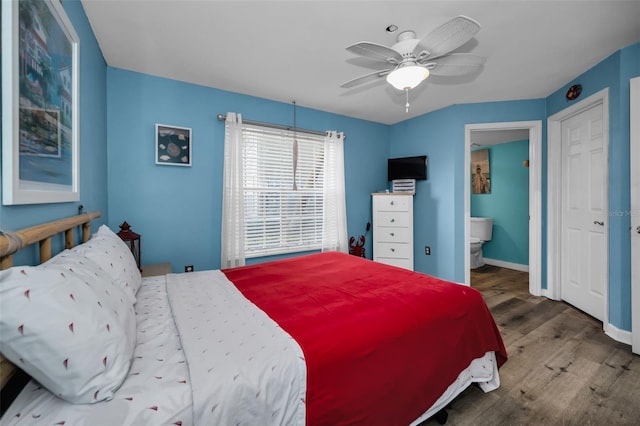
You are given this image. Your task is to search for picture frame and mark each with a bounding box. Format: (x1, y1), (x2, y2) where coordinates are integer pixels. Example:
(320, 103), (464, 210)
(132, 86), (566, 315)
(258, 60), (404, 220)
(155, 124), (192, 167)
(471, 148), (491, 194)
(2, 0), (80, 205)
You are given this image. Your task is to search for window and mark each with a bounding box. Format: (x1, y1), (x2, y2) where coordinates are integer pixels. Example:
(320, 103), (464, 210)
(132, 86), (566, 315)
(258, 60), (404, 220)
(242, 124), (325, 257)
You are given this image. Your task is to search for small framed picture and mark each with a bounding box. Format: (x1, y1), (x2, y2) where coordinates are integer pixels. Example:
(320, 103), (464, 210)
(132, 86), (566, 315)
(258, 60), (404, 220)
(155, 124), (192, 166)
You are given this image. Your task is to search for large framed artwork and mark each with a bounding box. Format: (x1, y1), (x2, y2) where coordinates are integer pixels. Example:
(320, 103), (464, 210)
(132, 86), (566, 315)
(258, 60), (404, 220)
(2, 0), (80, 205)
(471, 148), (491, 194)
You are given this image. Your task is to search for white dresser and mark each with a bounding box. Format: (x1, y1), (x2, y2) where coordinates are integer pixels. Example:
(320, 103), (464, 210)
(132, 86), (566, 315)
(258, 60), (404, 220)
(372, 192), (414, 270)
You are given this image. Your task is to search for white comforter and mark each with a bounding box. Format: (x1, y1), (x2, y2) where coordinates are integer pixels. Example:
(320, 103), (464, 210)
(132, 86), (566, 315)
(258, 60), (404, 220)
(166, 270), (306, 425)
(1, 272), (306, 426)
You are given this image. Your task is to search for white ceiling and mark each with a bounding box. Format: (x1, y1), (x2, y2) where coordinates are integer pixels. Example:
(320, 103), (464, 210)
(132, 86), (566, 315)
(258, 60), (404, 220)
(81, 0), (640, 125)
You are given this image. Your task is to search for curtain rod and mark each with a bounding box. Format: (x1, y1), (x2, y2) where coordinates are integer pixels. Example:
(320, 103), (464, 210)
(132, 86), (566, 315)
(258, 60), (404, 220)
(216, 114), (345, 139)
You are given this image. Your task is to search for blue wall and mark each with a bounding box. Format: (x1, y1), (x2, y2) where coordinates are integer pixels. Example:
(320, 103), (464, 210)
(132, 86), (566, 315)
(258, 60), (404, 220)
(471, 140), (529, 266)
(546, 43), (639, 331)
(106, 69), (389, 272)
(389, 100), (546, 282)
(0, 0), (108, 264)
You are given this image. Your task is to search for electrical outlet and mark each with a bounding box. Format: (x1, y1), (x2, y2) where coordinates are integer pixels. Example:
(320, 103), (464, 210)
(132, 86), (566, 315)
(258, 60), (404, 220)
(424, 246), (431, 255)
(184, 265), (194, 273)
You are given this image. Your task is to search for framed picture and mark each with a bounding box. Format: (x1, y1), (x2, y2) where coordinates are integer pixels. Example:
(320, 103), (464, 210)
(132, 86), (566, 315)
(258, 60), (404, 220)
(471, 148), (491, 194)
(2, 0), (80, 205)
(155, 124), (192, 166)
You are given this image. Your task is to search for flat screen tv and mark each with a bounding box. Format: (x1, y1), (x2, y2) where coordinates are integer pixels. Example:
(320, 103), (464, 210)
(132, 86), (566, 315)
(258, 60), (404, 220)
(387, 155), (427, 181)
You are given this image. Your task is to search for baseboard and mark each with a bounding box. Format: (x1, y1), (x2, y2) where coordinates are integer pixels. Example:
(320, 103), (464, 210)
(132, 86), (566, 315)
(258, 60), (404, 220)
(483, 258), (529, 272)
(604, 322), (632, 345)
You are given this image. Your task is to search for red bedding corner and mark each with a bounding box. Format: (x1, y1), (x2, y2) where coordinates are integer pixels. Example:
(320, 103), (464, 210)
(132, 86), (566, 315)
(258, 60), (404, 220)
(223, 252), (507, 426)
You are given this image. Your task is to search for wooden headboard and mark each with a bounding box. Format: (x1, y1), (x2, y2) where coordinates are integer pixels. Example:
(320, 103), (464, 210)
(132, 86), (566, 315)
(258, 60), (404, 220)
(0, 212), (101, 407)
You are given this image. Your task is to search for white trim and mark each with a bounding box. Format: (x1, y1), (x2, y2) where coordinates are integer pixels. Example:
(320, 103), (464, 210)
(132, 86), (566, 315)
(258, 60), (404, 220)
(483, 258), (529, 273)
(604, 322), (632, 346)
(630, 77), (640, 355)
(547, 88), (609, 325)
(464, 121), (542, 297)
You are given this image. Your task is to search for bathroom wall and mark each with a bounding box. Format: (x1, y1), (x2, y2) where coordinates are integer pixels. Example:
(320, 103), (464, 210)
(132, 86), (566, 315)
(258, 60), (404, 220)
(471, 140), (530, 268)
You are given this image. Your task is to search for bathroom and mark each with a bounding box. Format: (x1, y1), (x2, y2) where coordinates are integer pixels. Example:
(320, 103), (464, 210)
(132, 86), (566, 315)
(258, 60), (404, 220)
(470, 135), (530, 274)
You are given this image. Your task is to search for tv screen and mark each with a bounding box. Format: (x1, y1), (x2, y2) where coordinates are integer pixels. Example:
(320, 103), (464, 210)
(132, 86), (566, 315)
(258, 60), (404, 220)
(387, 155), (427, 181)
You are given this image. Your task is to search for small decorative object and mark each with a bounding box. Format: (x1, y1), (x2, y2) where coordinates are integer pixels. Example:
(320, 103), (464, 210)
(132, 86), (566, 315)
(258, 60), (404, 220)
(565, 84), (582, 101)
(2, 0), (80, 205)
(156, 124), (192, 166)
(117, 221), (141, 269)
(349, 235), (366, 258)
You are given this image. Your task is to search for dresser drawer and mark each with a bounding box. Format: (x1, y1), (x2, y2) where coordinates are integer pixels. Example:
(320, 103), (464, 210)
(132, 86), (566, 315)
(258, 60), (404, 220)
(374, 226), (412, 243)
(374, 242), (411, 259)
(374, 211), (411, 227)
(375, 257), (413, 270)
(373, 195), (410, 212)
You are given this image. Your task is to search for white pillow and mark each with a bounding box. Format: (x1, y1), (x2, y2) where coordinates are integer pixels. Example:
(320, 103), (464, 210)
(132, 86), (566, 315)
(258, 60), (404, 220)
(74, 225), (142, 303)
(0, 261), (134, 403)
(45, 250), (137, 354)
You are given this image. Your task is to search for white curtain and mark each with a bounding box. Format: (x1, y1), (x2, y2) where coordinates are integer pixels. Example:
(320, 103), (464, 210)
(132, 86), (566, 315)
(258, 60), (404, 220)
(322, 131), (348, 253)
(221, 113), (246, 268)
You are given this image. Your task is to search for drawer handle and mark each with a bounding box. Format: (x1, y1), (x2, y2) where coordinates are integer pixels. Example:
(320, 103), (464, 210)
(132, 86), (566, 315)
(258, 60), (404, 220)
(390, 218), (395, 223)
(390, 232), (395, 237)
(390, 248), (395, 252)
(390, 201), (394, 206)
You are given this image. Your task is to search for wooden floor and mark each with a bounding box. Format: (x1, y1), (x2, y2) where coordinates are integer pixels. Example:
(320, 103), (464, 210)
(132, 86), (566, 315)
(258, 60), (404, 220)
(423, 265), (640, 426)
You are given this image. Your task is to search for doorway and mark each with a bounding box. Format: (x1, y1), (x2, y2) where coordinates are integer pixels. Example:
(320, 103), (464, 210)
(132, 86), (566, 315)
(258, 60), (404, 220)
(548, 89), (609, 325)
(464, 121), (542, 296)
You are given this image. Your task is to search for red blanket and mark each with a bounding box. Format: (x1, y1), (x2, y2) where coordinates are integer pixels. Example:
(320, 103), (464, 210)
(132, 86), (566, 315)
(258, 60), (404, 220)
(223, 252), (507, 425)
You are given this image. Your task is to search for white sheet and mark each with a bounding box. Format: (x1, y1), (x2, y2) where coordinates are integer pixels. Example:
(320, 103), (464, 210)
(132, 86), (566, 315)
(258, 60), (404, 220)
(410, 351), (500, 425)
(1, 276), (192, 426)
(166, 270), (306, 426)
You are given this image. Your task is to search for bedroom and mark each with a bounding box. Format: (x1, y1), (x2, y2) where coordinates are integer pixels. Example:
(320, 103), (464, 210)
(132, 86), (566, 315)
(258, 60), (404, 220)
(0, 0), (639, 424)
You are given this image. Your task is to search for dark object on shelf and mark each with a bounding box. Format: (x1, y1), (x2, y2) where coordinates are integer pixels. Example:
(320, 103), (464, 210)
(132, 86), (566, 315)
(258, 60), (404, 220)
(349, 235), (366, 258)
(566, 84), (582, 101)
(388, 155), (427, 180)
(117, 221), (141, 270)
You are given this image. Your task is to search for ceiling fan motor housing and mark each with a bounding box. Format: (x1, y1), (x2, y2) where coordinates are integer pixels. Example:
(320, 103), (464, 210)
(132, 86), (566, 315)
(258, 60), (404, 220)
(392, 31), (422, 59)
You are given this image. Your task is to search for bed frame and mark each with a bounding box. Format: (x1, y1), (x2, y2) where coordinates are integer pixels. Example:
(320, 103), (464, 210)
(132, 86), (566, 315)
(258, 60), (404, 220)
(0, 212), (101, 411)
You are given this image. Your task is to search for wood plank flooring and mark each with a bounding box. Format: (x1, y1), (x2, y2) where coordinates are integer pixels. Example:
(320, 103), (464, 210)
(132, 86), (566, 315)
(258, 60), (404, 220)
(423, 265), (640, 426)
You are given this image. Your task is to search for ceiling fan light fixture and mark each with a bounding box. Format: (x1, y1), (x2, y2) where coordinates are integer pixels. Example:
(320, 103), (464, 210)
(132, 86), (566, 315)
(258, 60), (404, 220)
(386, 65), (429, 91)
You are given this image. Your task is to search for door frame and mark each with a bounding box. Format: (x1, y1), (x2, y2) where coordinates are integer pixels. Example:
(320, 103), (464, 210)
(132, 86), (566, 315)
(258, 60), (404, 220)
(631, 77), (639, 354)
(464, 120), (542, 296)
(547, 88), (609, 324)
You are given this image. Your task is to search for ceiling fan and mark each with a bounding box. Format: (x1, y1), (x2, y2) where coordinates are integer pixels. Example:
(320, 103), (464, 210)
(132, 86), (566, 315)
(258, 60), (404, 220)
(341, 15), (485, 112)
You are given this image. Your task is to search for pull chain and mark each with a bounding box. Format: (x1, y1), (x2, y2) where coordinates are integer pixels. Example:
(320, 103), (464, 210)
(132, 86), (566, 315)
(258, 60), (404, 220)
(405, 89), (410, 113)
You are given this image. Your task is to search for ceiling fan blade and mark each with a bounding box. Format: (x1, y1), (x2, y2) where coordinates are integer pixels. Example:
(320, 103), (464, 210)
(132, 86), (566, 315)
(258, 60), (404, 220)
(346, 42), (402, 64)
(340, 69), (393, 88)
(413, 15), (480, 60)
(424, 53), (485, 77)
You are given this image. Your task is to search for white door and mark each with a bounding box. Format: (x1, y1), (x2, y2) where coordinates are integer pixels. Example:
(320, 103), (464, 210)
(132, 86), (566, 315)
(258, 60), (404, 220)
(631, 77), (640, 354)
(560, 103), (608, 321)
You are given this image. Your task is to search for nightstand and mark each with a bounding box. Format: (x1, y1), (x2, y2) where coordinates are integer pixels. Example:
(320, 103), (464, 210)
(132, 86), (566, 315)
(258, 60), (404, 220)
(141, 262), (172, 277)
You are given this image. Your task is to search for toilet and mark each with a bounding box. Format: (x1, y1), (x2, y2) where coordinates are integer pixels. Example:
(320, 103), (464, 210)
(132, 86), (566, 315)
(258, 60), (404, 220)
(470, 217), (493, 269)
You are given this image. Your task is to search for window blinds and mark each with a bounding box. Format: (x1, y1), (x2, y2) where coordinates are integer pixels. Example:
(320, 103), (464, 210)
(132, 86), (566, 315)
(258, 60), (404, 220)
(242, 124), (325, 257)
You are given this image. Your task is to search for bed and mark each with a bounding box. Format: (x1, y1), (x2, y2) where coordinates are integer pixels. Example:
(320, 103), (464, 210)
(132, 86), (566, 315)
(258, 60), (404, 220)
(0, 213), (507, 425)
